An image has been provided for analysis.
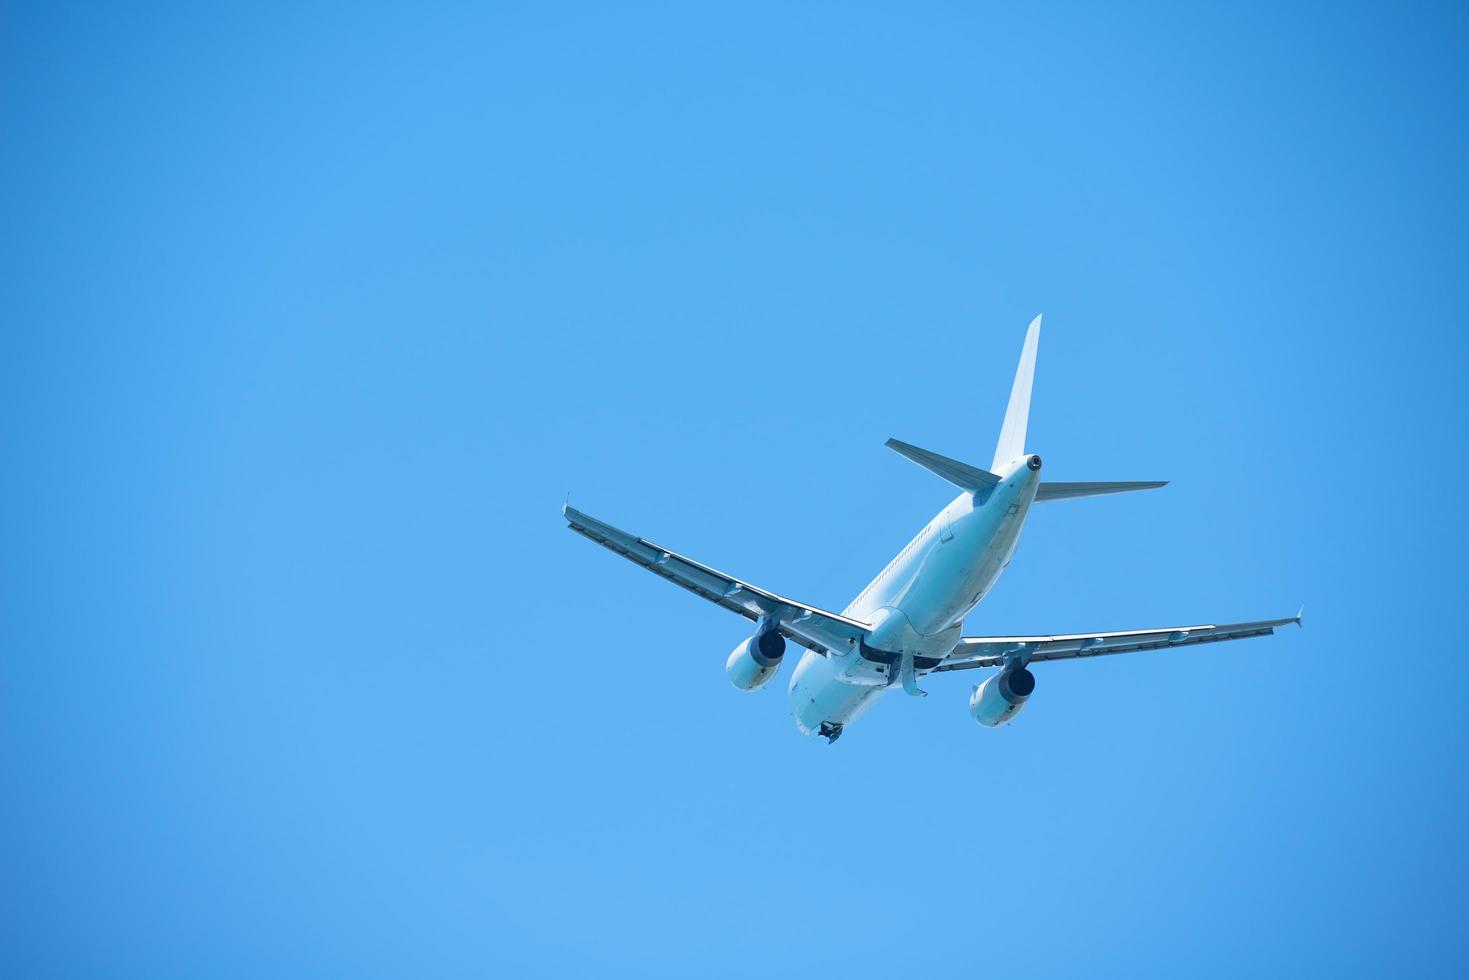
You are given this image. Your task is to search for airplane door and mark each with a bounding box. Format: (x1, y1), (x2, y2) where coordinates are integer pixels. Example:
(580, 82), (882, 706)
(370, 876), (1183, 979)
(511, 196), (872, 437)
(940, 511), (954, 543)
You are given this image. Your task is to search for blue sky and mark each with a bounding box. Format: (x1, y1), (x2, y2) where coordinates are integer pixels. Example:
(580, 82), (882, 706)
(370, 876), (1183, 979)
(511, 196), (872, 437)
(3, 2), (1467, 977)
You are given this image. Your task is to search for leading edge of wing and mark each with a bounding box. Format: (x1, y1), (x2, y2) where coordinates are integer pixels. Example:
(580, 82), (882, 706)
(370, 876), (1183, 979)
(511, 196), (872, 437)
(934, 614), (1303, 671)
(563, 503), (870, 655)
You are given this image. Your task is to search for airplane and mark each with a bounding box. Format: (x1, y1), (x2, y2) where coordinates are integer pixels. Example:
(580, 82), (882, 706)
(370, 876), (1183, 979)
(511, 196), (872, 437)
(564, 315), (1300, 742)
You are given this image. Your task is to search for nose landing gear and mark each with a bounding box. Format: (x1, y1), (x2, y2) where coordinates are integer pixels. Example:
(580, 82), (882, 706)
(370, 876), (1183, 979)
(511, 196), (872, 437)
(818, 722), (844, 744)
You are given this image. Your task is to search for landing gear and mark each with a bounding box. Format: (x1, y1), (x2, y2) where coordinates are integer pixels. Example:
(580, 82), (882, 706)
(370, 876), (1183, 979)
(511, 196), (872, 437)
(818, 722), (844, 744)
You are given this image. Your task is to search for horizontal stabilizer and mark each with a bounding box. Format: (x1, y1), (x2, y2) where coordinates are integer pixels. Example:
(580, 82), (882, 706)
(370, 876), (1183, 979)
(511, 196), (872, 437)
(1034, 481), (1168, 502)
(886, 438), (1001, 493)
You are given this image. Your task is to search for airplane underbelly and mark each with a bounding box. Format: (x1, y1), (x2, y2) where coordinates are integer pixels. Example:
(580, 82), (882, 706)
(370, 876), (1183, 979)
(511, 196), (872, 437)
(787, 651), (886, 735)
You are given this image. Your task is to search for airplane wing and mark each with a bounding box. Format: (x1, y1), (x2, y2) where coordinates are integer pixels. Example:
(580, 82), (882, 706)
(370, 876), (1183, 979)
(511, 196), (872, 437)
(934, 614), (1302, 671)
(564, 504), (871, 657)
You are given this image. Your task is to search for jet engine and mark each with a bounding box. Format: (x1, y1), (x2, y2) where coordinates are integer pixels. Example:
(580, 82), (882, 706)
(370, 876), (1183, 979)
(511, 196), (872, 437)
(725, 628), (786, 691)
(969, 666), (1036, 726)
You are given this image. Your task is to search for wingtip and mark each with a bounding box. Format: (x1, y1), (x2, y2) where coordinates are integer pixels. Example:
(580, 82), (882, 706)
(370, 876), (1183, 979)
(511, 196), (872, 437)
(562, 492), (571, 517)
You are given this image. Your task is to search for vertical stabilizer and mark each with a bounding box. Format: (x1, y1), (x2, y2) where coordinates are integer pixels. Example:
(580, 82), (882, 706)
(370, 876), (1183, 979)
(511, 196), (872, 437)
(992, 314), (1042, 470)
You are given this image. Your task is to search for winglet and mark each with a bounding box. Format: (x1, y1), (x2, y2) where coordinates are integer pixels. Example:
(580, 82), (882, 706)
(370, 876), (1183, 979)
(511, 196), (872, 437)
(1295, 606), (1304, 628)
(993, 314), (1042, 470)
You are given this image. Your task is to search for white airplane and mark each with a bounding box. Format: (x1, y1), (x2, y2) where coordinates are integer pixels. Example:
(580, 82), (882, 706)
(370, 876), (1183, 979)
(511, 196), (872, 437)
(565, 315), (1299, 742)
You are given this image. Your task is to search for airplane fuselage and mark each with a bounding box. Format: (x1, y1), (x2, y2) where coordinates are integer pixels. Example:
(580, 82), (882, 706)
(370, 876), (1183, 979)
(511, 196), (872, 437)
(788, 454), (1043, 736)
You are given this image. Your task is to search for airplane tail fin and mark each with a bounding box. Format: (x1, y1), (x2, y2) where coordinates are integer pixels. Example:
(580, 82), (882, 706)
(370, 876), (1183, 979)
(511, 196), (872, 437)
(992, 314), (1042, 471)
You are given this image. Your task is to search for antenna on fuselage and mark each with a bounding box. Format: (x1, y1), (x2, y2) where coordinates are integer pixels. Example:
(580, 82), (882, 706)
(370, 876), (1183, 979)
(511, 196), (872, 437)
(992, 314), (1042, 471)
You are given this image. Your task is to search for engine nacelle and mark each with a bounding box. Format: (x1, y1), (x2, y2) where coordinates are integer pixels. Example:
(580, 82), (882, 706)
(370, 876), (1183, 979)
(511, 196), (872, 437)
(969, 666), (1036, 727)
(725, 629), (786, 691)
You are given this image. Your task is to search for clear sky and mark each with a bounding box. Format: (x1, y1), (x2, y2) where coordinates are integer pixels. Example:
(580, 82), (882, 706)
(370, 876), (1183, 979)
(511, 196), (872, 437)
(3, 2), (1467, 977)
